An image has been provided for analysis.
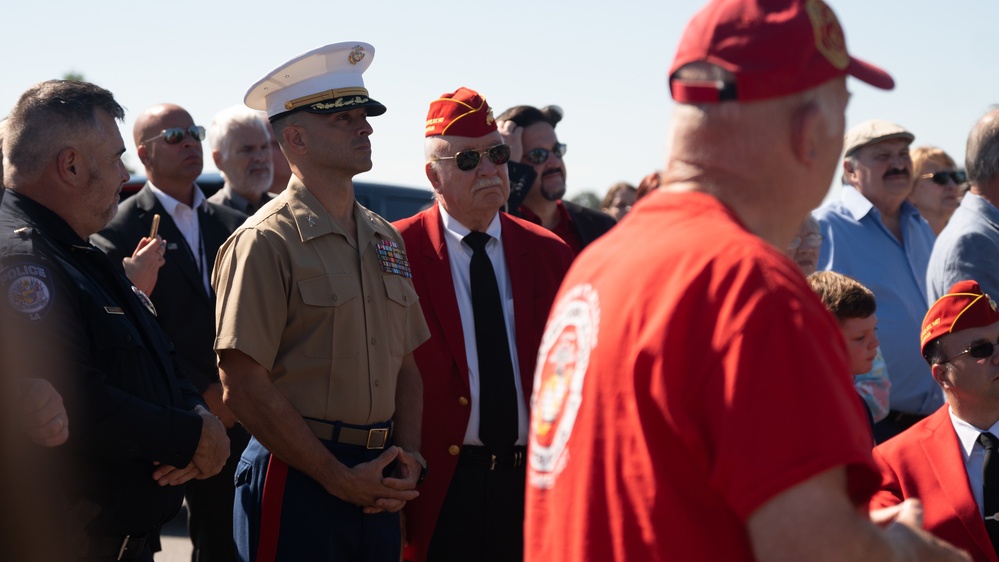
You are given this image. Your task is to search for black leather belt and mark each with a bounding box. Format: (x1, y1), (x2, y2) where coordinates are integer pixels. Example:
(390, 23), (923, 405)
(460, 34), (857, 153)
(458, 445), (527, 471)
(87, 533), (146, 560)
(304, 418), (392, 449)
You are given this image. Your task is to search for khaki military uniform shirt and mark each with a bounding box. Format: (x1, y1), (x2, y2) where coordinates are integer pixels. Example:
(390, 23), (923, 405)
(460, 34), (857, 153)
(213, 179), (429, 425)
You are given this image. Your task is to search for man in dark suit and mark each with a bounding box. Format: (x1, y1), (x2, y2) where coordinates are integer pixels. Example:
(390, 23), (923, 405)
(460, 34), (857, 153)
(92, 103), (247, 562)
(495, 104), (616, 257)
(394, 87), (573, 562)
(872, 279), (999, 562)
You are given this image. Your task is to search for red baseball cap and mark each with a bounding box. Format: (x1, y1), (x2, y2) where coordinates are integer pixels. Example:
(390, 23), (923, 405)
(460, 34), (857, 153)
(425, 87), (497, 138)
(669, 0), (894, 103)
(921, 280), (999, 354)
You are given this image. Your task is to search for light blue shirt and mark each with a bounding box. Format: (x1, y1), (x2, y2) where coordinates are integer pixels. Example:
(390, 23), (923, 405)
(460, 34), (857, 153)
(815, 186), (942, 415)
(927, 192), (999, 302)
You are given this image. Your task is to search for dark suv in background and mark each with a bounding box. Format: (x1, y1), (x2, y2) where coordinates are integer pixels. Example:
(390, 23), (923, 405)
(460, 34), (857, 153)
(121, 172), (434, 222)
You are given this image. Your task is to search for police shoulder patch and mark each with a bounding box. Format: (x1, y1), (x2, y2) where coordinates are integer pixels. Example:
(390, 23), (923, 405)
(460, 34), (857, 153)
(1, 261), (55, 320)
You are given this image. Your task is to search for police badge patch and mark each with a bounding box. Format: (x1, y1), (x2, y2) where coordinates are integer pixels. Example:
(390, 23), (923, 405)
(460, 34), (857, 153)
(1, 262), (54, 320)
(375, 239), (412, 278)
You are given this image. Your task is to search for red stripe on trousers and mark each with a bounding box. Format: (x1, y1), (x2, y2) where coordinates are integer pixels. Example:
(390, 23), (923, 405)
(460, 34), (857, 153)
(256, 455), (289, 562)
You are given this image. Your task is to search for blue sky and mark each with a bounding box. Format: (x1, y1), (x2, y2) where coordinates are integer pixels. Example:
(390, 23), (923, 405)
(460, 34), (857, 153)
(3, 0), (997, 202)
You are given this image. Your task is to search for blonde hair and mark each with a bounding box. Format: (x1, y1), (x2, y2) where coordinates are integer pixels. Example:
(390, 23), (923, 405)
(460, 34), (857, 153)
(910, 145), (957, 180)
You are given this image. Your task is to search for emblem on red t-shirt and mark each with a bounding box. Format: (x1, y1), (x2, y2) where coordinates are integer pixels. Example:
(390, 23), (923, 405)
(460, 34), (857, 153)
(529, 283), (600, 489)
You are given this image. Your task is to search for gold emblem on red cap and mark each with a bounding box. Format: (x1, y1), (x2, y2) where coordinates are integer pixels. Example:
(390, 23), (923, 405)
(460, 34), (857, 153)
(805, 0), (849, 70)
(348, 45), (365, 66)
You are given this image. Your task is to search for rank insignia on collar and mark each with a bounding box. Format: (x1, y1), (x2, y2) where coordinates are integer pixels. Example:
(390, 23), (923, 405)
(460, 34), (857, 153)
(1, 262), (54, 321)
(132, 285), (157, 317)
(375, 239), (412, 278)
(307, 215), (317, 227)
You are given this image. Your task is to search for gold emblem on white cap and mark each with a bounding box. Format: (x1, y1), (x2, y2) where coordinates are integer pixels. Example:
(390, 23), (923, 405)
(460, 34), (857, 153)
(348, 45), (365, 65)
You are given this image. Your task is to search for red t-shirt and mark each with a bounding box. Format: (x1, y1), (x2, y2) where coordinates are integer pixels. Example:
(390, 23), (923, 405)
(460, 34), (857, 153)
(525, 191), (878, 561)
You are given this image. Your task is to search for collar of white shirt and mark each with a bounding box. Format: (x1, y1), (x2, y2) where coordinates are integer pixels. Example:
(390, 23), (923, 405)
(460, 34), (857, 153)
(950, 408), (999, 462)
(147, 182), (207, 220)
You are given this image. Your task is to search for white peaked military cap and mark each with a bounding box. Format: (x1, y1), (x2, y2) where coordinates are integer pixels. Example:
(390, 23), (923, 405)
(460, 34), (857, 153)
(244, 41), (386, 121)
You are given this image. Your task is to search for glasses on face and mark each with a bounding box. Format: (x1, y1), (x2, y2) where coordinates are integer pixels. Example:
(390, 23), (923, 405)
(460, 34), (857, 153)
(434, 144), (511, 171)
(944, 339), (999, 363)
(788, 232), (823, 250)
(140, 125), (206, 146)
(523, 143), (567, 165)
(919, 170), (967, 186)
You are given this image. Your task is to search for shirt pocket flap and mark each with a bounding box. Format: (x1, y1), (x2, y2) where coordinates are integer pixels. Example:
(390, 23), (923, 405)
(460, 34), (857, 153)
(383, 274), (417, 307)
(298, 274), (359, 307)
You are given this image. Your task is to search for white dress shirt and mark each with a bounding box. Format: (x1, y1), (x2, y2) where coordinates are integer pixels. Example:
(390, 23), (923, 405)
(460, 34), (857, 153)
(949, 408), (999, 517)
(439, 202), (528, 446)
(148, 182), (210, 294)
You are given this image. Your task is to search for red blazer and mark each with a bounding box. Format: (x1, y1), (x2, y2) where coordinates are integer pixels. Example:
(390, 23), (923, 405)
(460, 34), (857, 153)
(394, 205), (573, 562)
(871, 405), (999, 562)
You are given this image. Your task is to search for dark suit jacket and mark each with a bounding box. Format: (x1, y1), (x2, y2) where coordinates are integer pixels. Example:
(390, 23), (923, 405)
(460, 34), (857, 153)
(871, 406), (999, 562)
(563, 199), (616, 249)
(393, 205), (573, 562)
(92, 184), (247, 392)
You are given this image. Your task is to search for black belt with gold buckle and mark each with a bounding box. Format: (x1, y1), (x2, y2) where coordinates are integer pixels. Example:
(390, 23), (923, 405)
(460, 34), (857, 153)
(304, 418), (393, 449)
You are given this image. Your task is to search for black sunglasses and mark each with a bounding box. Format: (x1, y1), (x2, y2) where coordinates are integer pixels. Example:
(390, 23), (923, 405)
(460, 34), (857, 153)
(523, 143), (567, 165)
(945, 339), (999, 363)
(434, 144), (511, 171)
(140, 125), (206, 146)
(920, 170), (967, 186)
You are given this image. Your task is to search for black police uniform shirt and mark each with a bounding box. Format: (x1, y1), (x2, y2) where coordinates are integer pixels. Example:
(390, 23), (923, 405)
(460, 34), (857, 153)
(0, 190), (206, 537)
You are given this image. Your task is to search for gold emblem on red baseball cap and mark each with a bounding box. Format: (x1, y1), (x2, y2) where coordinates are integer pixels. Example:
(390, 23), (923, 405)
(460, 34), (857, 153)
(806, 0), (849, 70)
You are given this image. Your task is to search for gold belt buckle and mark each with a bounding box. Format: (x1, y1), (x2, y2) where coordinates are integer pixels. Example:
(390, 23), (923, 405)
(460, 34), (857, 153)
(366, 428), (389, 449)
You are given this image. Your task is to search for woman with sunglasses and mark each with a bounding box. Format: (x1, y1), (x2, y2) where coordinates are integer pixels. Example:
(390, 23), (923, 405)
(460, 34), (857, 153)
(909, 146), (964, 236)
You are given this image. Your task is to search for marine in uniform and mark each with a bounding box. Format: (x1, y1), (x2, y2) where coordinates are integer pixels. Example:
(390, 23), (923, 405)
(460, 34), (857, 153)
(214, 42), (430, 562)
(0, 80), (229, 561)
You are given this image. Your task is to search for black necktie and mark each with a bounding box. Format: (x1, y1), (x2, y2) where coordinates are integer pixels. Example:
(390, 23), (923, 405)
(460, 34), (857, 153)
(463, 231), (518, 452)
(978, 432), (999, 552)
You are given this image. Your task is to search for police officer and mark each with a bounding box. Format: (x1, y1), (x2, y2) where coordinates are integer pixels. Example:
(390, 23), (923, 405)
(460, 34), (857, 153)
(214, 42), (430, 561)
(0, 79), (229, 562)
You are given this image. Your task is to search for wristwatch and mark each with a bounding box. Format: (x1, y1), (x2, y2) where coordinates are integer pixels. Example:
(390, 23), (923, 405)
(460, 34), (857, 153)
(412, 451), (428, 487)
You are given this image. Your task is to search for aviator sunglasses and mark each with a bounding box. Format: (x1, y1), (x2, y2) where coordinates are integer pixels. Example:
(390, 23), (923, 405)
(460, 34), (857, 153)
(944, 339), (999, 363)
(523, 143), (567, 165)
(140, 125), (206, 146)
(434, 144), (511, 171)
(919, 170), (967, 186)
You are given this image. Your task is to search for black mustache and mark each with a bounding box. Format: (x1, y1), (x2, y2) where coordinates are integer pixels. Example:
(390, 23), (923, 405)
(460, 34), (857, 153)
(883, 168), (910, 179)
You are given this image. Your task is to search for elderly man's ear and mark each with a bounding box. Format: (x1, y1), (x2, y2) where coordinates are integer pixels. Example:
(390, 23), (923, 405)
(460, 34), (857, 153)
(425, 162), (443, 193)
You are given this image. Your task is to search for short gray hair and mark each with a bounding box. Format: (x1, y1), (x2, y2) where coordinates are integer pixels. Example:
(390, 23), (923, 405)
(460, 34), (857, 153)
(4, 80), (124, 184)
(966, 108), (999, 187)
(209, 105), (271, 154)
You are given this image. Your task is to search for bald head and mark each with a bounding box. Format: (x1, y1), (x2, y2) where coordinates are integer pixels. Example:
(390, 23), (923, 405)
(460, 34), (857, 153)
(134, 104), (204, 198)
(966, 108), (999, 192)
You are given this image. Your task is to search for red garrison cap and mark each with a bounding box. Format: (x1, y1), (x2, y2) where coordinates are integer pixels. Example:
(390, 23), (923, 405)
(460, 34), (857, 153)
(921, 280), (999, 354)
(669, 0), (894, 103)
(425, 87), (496, 138)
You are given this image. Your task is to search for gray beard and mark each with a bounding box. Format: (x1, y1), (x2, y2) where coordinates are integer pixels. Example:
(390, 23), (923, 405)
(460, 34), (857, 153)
(541, 185), (566, 202)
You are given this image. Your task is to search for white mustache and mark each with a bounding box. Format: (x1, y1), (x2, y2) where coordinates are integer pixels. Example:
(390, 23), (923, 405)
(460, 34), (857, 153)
(472, 176), (504, 191)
